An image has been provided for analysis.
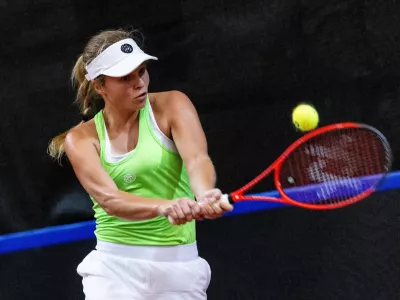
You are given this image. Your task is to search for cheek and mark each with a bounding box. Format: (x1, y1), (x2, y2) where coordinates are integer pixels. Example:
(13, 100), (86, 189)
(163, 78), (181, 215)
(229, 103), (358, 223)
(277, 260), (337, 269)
(104, 83), (128, 102)
(143, 70), (150, 86)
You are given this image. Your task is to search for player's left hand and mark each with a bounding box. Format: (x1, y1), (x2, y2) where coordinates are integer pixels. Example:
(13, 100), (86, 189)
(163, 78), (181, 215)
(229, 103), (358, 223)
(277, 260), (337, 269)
(197, 188), (234, 219)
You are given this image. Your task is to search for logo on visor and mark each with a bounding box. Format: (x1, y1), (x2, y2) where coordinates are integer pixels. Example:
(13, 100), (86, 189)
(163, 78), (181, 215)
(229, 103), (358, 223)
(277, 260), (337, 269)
(121, 44), (133, 53)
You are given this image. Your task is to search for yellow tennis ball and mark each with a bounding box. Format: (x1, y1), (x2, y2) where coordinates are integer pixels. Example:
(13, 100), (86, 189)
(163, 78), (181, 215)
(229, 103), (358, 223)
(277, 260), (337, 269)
(292, 104), (319, 132)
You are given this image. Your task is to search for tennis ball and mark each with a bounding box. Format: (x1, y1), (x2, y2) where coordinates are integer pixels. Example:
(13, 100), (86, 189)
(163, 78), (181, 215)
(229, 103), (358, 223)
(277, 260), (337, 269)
(292, 104), (319, 132)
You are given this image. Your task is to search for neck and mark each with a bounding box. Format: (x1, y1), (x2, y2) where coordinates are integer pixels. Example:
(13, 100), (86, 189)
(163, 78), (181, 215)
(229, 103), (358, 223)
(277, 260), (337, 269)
(103, 105), (140, 132)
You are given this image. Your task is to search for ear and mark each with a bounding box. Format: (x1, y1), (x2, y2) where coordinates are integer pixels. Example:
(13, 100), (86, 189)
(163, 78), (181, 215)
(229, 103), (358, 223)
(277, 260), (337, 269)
(92, 79), (106, 97)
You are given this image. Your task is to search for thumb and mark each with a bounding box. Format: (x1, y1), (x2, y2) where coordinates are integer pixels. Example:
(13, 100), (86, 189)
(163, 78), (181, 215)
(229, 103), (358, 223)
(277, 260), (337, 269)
(203, 188), (222, 200)
(219, 201), (234, 212)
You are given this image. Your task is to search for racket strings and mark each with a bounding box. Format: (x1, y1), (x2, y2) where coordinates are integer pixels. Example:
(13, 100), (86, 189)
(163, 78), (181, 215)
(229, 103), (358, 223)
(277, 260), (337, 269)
(278, 127), (390, 206)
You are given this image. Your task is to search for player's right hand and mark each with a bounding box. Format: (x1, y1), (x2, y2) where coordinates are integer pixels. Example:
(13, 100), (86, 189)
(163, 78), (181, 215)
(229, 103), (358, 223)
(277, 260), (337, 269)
(156, 198), (202, 225)
(198, 188), (234, 219)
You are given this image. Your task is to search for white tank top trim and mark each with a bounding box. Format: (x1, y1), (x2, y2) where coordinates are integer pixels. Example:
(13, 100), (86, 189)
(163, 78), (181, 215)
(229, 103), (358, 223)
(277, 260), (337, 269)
(104, 102), (177, 163)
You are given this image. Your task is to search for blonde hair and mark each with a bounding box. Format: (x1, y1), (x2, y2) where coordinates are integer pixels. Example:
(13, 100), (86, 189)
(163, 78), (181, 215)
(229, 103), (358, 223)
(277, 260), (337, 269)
(48, 28), (143, 162)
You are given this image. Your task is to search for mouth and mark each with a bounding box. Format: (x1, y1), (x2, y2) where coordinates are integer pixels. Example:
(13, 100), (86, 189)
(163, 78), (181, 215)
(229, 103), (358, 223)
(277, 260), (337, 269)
(136, 92), (147, 100)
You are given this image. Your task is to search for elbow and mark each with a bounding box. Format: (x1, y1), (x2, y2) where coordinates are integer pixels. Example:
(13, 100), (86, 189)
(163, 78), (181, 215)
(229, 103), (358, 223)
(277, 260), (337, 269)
(91, 188), (160, 221)
(94, 189), (121, 217)
(102, 198), (126, 218)
(103, 203), (118, 217)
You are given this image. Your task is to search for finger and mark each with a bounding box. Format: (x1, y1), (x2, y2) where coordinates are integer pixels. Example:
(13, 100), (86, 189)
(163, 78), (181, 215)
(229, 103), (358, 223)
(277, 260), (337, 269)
(179, 199), (193, 222)
(168, 215), (177, 225)
(205, 188), (222, 199)
(207, 197), (218, 204)
(211, 202), (223, 215)
(164, 205), (185, 225)
(171, 203), (186, 225)
(191, 202), (205, 221)
(205, 198), (223, 216)
(202, 201), (222, 217)
(164, 203), (181, 225)
(165, 207), (179, 222)
(188, 201), (202, 219)
(219, 201), (234, 212)
(201, 201), (216, 216)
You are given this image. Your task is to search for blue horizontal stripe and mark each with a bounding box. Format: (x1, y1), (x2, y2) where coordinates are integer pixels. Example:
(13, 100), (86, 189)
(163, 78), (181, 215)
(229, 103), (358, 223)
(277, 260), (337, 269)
(0, 171), (399, 254)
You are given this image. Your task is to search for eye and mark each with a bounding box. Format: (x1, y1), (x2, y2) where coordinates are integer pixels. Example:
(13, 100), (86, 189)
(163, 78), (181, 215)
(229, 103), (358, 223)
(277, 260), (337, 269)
(138, 66), (146, 76)
(121, 75), (130, 81)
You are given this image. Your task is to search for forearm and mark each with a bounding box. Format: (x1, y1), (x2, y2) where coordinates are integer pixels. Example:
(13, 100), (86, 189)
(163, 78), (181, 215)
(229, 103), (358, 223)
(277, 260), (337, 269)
(187, 155), (217, 200)
(101, 190), (171, 221)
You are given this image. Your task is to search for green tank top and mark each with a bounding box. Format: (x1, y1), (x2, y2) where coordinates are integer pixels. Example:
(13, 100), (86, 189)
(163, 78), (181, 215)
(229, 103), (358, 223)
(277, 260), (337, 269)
(91, 97), (196, 246)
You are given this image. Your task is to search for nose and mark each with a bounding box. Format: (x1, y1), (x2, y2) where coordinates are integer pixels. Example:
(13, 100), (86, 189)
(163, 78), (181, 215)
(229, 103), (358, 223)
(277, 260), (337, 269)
(133, 76), (145, 90)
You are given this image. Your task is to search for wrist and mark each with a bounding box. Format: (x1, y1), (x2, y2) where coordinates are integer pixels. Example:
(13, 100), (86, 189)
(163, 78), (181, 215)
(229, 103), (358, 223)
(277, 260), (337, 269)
(194, 190), (208, 202)
(149, 198), (172, 218)
(194, 192), (203, 202)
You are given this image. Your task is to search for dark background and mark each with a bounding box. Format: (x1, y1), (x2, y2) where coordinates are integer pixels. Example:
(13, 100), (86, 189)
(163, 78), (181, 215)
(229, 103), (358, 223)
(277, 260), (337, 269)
(0, 0), (399, 299)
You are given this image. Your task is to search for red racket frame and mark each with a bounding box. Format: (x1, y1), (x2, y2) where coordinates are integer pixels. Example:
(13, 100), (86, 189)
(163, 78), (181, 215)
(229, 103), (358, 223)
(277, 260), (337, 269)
(226, 122), (391, 210)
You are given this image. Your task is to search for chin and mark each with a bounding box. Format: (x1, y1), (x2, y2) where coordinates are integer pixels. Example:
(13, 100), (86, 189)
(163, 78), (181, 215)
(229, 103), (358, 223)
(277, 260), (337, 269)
(132, 99), (146, 110)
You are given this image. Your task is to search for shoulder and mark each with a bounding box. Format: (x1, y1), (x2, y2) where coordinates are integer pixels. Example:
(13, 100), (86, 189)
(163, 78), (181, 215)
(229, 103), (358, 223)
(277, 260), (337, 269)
(64, 119), (99, 154)
(149, 90), (197, 117)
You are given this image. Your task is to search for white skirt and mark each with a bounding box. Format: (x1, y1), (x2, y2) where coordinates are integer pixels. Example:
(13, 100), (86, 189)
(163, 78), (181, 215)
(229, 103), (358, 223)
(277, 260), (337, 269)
(77, 240), (212, 300)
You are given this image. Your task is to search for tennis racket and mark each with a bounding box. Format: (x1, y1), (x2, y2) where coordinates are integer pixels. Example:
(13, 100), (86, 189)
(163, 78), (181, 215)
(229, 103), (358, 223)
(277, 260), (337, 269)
(218, 122), (392, 210)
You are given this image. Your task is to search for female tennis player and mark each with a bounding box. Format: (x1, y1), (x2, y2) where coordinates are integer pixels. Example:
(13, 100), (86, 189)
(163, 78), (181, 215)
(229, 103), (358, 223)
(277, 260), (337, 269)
(48, 28), (233, 300)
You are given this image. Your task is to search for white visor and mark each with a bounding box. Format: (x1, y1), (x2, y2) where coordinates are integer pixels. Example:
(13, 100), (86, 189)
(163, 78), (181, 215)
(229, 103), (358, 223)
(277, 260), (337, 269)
(85, 38), (158, 80)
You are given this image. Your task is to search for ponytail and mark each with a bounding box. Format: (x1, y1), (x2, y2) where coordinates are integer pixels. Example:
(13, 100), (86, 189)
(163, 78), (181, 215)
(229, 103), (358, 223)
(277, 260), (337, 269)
(47, 55), (103, 162)
(48, 29), (132, 163)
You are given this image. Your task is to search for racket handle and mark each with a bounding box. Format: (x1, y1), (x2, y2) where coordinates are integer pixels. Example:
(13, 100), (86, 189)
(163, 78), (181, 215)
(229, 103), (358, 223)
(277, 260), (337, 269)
(168, 194), (233, 225)
(221, 193), (234, 204)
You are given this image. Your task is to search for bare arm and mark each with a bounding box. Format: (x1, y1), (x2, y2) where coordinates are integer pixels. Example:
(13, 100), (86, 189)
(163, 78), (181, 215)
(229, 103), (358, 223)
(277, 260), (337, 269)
(64, 126), (184, 221)
(169, 91), (233, 217)
(168, 91), (233, 219)
(169, 91), (216, 200)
